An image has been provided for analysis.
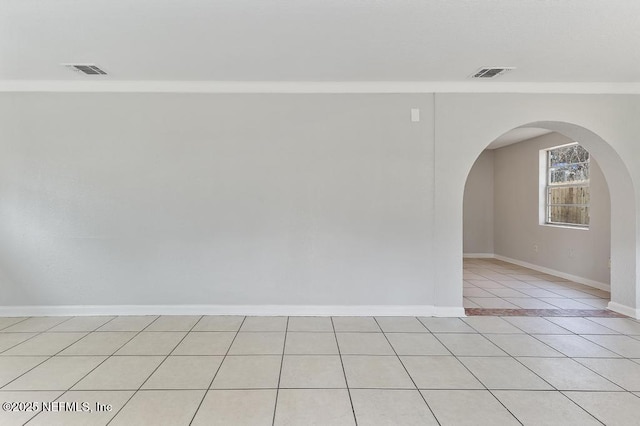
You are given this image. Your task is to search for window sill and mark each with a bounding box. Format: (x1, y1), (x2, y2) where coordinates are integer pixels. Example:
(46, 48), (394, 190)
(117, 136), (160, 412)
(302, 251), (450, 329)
(541, 223), (589, 231)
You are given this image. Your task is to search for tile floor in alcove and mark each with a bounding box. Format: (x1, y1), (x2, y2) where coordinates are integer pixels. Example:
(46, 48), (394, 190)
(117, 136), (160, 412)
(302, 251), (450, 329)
(2, 313), (640, 425)
(463, 258), (611, 310)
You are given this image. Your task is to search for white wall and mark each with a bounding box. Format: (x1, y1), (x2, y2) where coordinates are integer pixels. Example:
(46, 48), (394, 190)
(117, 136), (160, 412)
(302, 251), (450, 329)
(0, 93), (435, 311)
(1, 92), (639, 316)
(492, 132), (611, 286)
(463, 150), (494, 255)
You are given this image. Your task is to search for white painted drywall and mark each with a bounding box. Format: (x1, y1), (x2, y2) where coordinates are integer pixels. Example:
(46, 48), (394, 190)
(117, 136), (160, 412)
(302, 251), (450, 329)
(0, 93), (434, 307)
(0, 92), (639, 316)
(493, 132), (611, 285)
(463, 150), (494, 255)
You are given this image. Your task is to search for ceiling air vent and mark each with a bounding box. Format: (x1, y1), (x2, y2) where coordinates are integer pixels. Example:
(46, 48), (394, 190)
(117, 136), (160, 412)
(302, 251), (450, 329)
(471, 67), (515, 79)
(63, 64), (108, 75)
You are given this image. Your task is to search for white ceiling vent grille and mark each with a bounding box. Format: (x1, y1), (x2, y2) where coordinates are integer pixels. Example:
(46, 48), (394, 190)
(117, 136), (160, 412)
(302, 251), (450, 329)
(471, 67), (515, 79)
(63, 64), (108, 75)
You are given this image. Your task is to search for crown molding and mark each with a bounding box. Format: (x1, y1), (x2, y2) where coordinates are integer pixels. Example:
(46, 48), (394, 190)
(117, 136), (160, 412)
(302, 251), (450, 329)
(1, 80), (640, 94)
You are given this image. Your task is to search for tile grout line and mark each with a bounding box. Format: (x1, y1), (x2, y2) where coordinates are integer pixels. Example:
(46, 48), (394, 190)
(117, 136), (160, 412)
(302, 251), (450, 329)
(464, 260), (611, 310)
(330, 316), (358, 426)
(473, 261), (572, 282)
(463, 259), (611, 308)
(466, 260), (630, 408)
(569, 356), (637, 393)
(460, 319), (561, 392)
(270, 317), (290, 426)
(187, 316), (247, 426)
(483, 316), (583, 359)
(500, 315), (574, 335)
(578, 331), (640, 359)
(373, 317), (441, 426)
(558, 390), (607, 425)
(486, 285), (602, 311)
(483, 388), (523, 426)
(481, 279), (560, 308)
(22, 315), (155, 425)
(425, 319), (527, 425)
(470, 319), (626, 396)
(102, 315), (178, 426)
(0, 317), (32, 332)
(0, 316), (80, 356)
(0, 315), (87, 393)
(1, 316), (118, 360)
(466, 279), (608, 311)
(521, 328), (637, 373)
(142, 316), (206, 377)
(107, 315), (206, 425)
(582, 317), (633, 334)
(468, 325), (592, 426)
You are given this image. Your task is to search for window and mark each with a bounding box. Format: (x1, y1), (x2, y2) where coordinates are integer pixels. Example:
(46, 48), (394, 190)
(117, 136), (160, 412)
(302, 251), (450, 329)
(544, 143), (590, 227)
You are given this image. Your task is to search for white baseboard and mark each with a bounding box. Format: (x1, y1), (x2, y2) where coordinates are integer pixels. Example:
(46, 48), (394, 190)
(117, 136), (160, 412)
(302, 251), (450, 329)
(465, 253), (611, 292)
(493, 254), (610, 292)
(0, 304), (466, 318)
(433, 306), (467, 317)
(463, 253), (495, 259)
(607, 302), (640, 319)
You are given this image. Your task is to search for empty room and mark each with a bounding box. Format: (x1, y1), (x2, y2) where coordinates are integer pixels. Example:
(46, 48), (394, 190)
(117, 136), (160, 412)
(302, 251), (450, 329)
(1, 1), (640, 425)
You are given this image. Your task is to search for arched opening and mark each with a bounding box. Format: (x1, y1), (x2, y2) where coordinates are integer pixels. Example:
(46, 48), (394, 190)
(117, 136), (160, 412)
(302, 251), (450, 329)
(460, 121), (636, 317)
(463, 127), (612, 312)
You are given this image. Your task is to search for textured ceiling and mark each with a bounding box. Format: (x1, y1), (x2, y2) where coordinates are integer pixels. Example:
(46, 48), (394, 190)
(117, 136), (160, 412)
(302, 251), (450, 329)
(1, 0), (639, 82)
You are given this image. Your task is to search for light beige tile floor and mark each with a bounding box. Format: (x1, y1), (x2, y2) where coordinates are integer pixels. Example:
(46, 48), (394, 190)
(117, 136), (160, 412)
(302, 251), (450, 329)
(2, 283), (640, 425)
(563, 391), (640, 426)
(421, 389), (520, 425)
(492, 390), (603, 426)
(72, 356), (165, 390)
(279, 355), (346, 389)
(191, 389), (276, 426)
(1, 314), (639, 424)
(351, 389), (438, 425)
(27, 390), (133, 426)
(463, 258), (611, 310)
(458, 357), (552, 390)
(284, 332), (338, 355)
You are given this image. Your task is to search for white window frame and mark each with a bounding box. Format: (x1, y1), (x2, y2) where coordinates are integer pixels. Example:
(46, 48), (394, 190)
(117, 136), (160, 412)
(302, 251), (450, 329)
(539, 142), (590, 229)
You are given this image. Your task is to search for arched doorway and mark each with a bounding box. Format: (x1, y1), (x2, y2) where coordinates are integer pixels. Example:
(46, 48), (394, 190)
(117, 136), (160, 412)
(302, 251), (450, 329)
(462, 126), (613, 313)
(457, 121), (636, 317)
